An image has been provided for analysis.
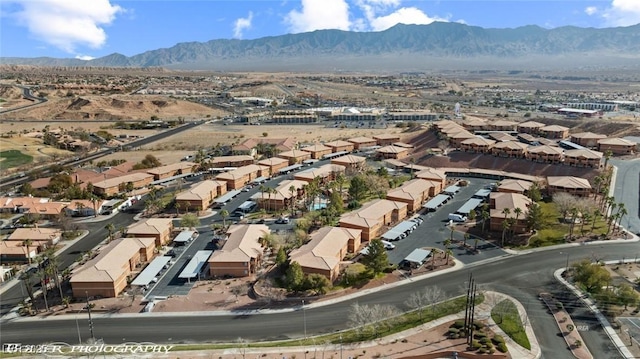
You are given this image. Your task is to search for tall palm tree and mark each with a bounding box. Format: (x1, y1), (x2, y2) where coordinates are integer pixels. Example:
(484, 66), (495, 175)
(591, 209), (601, 232)
(618, 207), (628, 231)
(501, 220), (510, 247)
(513, 207), (523, 234)
(480, 210), (490, 233)
(445, 249), (454, 265)
(289, 185), (297, 217)
(593, 175), (603, 200)
(22, 239), (33, 265)
(44, 248), (64, 300)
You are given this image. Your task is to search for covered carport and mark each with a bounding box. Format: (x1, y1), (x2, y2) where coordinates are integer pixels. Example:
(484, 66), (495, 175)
(213, 189), (241, 206)
(131, 256), (172, 288)
(399, 248), (432, 269)
(173, 230), (198, 245)
(456, 198), (484, 215)
(179, 250), (213, 283)
(422, 194), (450, 212)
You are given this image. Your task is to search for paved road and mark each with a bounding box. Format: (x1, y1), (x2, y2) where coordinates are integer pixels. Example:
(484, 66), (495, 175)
(1, 242), (635, 359)
(611, 159), (640, 233)
(0, 206), (142, 316)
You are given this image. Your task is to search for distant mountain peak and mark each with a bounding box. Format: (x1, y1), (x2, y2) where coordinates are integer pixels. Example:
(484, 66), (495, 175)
(2, 22), (639, 71)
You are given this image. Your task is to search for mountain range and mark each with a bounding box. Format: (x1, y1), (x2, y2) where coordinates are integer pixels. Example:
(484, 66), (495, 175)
(3, 22), (640, 71)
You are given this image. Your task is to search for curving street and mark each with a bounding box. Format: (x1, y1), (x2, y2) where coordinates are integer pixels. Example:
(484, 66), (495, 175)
(2, 242), (637, 359)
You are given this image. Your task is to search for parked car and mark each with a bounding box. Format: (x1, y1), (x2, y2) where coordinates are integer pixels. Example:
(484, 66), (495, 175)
(166, 249), (177, 257)
(380, 240), (396, 250)
(275, 217), (290, 224)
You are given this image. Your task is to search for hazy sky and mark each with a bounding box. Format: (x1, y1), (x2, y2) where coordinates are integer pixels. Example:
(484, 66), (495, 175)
(1, 0), (639, 60)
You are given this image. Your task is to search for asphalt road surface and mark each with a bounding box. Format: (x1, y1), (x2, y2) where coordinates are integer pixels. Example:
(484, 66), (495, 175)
(611, 159), (640, 234)
(2, 242), (637, 359)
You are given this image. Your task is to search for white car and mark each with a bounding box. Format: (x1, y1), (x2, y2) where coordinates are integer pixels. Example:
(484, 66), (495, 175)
(380, 240), (396, 250)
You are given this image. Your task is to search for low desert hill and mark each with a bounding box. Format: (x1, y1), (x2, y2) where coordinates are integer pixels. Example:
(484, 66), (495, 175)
(0, 95), (225, 121)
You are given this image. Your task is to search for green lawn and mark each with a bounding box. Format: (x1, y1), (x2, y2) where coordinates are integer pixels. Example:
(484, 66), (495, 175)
(0, 150), (33, 169)
(170, 294), (484, 353)
(491, 299), (531, 350)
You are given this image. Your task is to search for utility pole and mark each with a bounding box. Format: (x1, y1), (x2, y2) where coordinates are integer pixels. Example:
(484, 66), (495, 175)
(302, 299), (307, 339)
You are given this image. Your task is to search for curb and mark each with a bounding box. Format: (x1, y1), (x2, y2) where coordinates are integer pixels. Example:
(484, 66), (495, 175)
(554, 267), (634, 359)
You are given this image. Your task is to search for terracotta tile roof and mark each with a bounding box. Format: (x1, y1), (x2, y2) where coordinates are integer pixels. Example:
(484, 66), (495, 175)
(564, 149), (603, 159)
(597, 137), (636, 146)
(127, 218), (173, 235)
(176, 180), (225, 201)
(8, 227), (62, 242)
(289, 227), (361, 271)
(215, 164), (269, 181)
(387, 179), (437, 201)
(70, 237), (155, 283)
(209, 224), (268, 263)
(498, 179), (533, 193)
(547, 176), (592, 189)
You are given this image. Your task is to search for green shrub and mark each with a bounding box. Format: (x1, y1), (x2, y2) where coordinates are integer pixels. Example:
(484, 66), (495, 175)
(488, 348), (496, 354)
(471, 340), (482, 350)
(452, 320), (465, 329)
(496, 342), (508, 353)
(492, 334), (505, 344)
(474, 332), (487, 339)
(473, 320), (484, 330)
(477, 348), (487, 354)
(448, 328), (459, 334)
(479, 337), (490, 344)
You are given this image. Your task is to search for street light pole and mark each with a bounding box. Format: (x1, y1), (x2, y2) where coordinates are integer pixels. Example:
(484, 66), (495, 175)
(302, 300), (307, 339)
(75, 307), (82, 344)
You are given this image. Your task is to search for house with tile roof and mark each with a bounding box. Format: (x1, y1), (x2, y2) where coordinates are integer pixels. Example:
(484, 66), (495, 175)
(70, 237), (156, 298)
(489, 192), (532, 234)
(126, 218), (174, 247)
(289, 227), (362, 281)
(386, 179), (440, 213)
(208, 224), (269, 277)
(339, 199), (407, 240)
(547, 176), (592, 197)
(175, 180), (227, 211)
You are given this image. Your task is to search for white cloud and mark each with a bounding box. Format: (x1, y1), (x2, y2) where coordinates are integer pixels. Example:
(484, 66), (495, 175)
(11, 0), (122, 53)
(284, 0), (351, 33)
(233, 12), (253, 39)
(369, 7), (447, 31)
(601, 0), (640, 26)
(584, 6), (598, 16)
(75, 55), (95, 61)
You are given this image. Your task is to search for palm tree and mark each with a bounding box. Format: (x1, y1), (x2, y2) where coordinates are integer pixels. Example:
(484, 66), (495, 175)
(44, 248), (64, 300)
(443, 238), (452, 253)
(259, 184), (267, 210)
(603, 149), (613, 168)
(289, 185), (297, 217)
(593, 175), (603, 200)
(480, 210), (490, 233)
(105, 223), (115, 243)
(591, 209), (601, 232)
(22, 239), (33, 265)
(618, 207), (628, 231)
(445, 249), (454, 265)
(175, 201), (181, 215)
(513, 207), (523, 234)
(463, 233), (470, 247)
(219, 209), (229, 228)
(501, 220), (510, 247)
(20, 270), (37, 312)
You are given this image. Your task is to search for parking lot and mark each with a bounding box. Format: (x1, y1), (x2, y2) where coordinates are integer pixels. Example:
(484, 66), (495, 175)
(386, 178), (507, 266)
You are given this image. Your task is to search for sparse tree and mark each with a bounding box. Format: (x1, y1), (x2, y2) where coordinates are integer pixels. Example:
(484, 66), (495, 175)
(180, 213), (200, 229)
(404, 286), (445, 320)
(553, 192), (577, 219)
(219, 209), (229, 228)
(361, 239), (388, 274)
